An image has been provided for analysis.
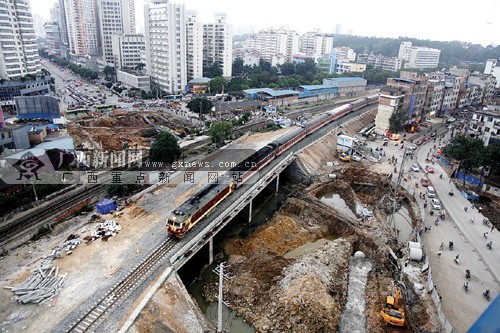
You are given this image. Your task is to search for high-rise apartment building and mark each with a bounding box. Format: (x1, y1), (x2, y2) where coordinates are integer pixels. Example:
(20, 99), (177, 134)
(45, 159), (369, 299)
(63, 0), (100, 56)
(484, 59), (500, 88)
(44, 22), (62, 56)
(398, 41), (440, 69)
(202, 13), (232, 77)
(0, 0), (40, 79)
(299, 31), (333, 56)
(57, 0), (69, 57)
(111, 34), (145, 69)
(144, 0), (186, 94)
(252, 28), (299, 63)
(98, 0), (136, 66)
(186, 10), (203, 81)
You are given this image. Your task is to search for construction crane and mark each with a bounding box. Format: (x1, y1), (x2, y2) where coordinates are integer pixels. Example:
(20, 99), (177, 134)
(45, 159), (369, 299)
(380, 286), (406, 327)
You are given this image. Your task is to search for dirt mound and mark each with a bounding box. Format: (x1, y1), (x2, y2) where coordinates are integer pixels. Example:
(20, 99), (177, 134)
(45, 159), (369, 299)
(209, 239), (351, 332)
(225, 214), (319, 257)
(127, 206), (149, 219)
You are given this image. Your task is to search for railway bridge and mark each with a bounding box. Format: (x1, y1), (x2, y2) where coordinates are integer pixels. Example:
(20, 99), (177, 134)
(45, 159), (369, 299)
(64, 104), (377, 333)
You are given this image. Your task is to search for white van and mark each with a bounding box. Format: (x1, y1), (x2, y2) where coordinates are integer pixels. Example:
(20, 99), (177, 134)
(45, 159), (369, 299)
(426, 186), (436, 198)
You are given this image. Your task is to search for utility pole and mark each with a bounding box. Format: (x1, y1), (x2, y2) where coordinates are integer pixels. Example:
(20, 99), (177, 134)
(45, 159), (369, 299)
(387, 147), (409, 232)
(213, 262), (231, 333)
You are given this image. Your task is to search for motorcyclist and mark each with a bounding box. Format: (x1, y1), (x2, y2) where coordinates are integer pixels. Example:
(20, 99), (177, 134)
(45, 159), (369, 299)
(487, 241), (492, 249)
(449, 190), (454, 196)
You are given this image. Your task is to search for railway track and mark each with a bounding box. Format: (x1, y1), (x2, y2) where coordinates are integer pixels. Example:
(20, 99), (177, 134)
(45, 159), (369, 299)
(66, 239), (176, 333)
(0, 184), (107, 246)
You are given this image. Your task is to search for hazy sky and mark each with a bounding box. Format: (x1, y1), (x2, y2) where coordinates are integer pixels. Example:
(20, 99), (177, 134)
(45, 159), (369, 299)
(32, 0), (500, 46)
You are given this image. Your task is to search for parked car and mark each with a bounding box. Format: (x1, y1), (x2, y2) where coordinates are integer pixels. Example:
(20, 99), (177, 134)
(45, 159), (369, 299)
(411, 164), (420, 172)
(351, 154), (362, 162)
(416, 140), (423, 146)
(431, 198), (442, 210)
(422, 136), (430, 142)
(420, 178), (430, 187)
(425, 165), (435, 173)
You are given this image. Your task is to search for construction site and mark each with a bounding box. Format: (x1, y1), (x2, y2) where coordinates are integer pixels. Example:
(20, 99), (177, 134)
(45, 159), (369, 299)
(0, 104), (490, 333)
(67, 111), (193, 151)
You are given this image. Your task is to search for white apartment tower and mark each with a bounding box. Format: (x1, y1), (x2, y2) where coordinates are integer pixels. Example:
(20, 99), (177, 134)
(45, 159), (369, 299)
(254, 28), (299, 63)
(0, 0), (40, 79)
(398, 41), (440, 69)
(144, 0), (186, 94)
(299, 32), (334, 56)
(186, 10), (203, 81)
(202, 13), (232, 77)
(98, 0), (136, 66)
(63, 0), (100, 56)
(111, 34), (145, 69)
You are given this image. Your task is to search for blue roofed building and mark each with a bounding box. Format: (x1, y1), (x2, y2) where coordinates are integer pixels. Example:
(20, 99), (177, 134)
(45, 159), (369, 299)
(323, 77), (367, 97)
(297, 85), (338, 98)
(243, 88), (299, 105)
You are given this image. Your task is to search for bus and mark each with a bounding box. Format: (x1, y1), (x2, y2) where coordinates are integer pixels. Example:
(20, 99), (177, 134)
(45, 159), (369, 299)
(95, 104), (116, 111)
(65, 109), (90, 119)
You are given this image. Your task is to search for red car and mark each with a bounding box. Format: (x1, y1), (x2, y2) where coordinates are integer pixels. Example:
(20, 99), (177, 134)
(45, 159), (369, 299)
(425, 166), (435, 173)
(422, 136), (430, 142)
(416, 140), (423, 146)
(420, 178), (430, 187)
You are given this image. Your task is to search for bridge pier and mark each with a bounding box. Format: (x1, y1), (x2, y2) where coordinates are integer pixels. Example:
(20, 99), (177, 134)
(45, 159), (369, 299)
(209, 238), (213, 265)
(275, 173), (280, 193)
(248, 199), (253, 223)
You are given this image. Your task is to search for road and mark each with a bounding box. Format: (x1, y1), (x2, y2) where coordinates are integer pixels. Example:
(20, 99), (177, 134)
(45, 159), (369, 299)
(371, 118), (499, 333)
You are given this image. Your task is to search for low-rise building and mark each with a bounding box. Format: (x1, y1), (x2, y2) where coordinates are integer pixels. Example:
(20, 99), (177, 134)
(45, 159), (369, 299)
(484, 59), (500, 88)
(116, 70), (151, 92)
(357, 53), (403, 72)
(335, 62), (367, 74)
(243, 88), (299, 105)
(0, 125), (30, 150)
(0, 77), (52, 108)
(375, 87), (405, 135)
(297, 85), (338, 99)
(323, 77), (367, 97)
(469, 105), (500, 146)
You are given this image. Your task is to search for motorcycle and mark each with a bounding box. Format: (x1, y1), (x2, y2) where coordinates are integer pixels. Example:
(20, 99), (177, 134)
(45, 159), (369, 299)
(463, 282), (469, 293)
(449, 241), (454, 251)
(483, 290), (490, 301)
(454, 255), (460, 265)
(465, 269), (470, 280)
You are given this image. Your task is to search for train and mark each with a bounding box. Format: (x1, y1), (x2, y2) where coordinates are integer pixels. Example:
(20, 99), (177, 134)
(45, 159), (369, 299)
(166, 94), (379, 238)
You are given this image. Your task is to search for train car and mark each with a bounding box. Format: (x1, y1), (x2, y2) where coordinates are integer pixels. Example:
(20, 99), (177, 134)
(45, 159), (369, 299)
(166, 182), (235, 238)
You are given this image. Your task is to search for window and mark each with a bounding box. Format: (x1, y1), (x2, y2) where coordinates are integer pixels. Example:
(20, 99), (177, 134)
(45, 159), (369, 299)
(485, 127), (490, 133)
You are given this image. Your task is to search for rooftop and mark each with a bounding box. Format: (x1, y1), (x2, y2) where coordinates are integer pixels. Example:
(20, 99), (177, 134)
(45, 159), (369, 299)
(243, 88), (299, 97)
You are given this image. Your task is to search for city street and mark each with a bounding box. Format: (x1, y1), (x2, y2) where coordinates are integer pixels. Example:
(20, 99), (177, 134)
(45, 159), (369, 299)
(370, 119), (499, 333)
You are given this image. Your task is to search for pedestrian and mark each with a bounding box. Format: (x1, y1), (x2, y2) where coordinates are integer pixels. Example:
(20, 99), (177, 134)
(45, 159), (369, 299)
(425, 226), (428, 232)
(449, 178), (452, 183)
(492, 225), (495, 232)
(423, 193), (426, 200)
(471, 203), (475, 209)
(419, 192), (422, 198)
(424, 201), (428, 208)
(478, 206), (483, 213)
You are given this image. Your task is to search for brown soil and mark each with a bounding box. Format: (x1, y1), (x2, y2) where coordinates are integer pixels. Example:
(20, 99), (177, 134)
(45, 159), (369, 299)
(67, 111), (191, 150)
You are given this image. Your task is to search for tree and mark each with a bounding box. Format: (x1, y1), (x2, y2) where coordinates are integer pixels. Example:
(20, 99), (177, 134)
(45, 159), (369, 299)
(442, 136), (485, 187)
(103, 66), (115, 80)
(483, 142), (500, 176)
(187, 97), (213, 115)
(232, 58), (244, 76)
(209, 76), (228, 94)
(208, 121), (233, 147)
(279, 62), (295, 76)
(135, 62), (146, 71)
(149, 131), (181, 164)
(204, 62), (223, 78)
(388, 107), (408, 133)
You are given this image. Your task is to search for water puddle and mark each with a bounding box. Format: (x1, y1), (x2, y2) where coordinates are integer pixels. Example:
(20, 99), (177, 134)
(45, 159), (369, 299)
(386, 203), (413, 245)
(320, 192), (357, 219)
(283, 235), (336, 259)
(339, 255), (372, 333)
(187, 262), (255, 333)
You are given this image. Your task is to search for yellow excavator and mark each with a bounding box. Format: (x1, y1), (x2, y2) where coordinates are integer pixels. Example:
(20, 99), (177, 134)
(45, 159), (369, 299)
(380, 287), (405, 327)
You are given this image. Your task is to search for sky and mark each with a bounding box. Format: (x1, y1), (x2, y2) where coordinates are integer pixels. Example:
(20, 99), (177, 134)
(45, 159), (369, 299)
(32, 0), (500, 46)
